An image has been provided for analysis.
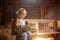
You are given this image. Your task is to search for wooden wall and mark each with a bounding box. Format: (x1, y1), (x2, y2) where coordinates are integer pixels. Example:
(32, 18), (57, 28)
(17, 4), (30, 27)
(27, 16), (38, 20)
(0, 0), (60, 25)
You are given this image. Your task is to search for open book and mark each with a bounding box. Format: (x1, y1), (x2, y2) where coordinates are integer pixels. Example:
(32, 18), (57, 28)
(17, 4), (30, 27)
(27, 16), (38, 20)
(25, 21), (36, 31)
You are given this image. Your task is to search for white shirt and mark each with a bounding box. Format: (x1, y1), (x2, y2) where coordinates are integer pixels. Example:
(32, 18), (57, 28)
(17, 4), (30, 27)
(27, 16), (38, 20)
(18, 19), (26, 27)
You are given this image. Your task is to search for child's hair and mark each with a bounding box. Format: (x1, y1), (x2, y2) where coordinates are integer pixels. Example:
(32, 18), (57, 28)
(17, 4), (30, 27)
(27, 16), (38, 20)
(16, 8), (27, 16)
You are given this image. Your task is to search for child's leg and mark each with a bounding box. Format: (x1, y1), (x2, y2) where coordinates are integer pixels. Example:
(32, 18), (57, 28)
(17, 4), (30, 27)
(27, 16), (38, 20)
(22, 32), (28, 40)
(27, 32), (32, 40)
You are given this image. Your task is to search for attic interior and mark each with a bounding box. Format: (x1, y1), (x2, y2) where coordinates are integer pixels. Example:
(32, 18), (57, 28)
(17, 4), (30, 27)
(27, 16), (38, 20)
(0, 0), (60, 40)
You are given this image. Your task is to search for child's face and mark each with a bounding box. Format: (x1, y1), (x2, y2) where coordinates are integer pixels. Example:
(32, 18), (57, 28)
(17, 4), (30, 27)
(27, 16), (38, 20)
(17, 12), (26, 19)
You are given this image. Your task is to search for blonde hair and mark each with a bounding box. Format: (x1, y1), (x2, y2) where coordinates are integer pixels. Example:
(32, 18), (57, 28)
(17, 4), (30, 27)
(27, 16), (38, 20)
(16, 8), (27, 16)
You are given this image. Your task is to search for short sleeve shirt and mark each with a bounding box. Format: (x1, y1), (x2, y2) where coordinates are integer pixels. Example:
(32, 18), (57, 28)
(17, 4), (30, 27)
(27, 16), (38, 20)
(18, 19), (26, 27)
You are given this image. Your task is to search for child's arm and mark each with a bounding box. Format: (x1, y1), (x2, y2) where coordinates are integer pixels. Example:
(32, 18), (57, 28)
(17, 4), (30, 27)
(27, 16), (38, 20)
(16, 19), (27, 31)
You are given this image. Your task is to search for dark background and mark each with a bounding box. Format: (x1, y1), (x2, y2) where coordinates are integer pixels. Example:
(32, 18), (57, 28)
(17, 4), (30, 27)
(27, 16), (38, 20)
(0, 0), (60, 25)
